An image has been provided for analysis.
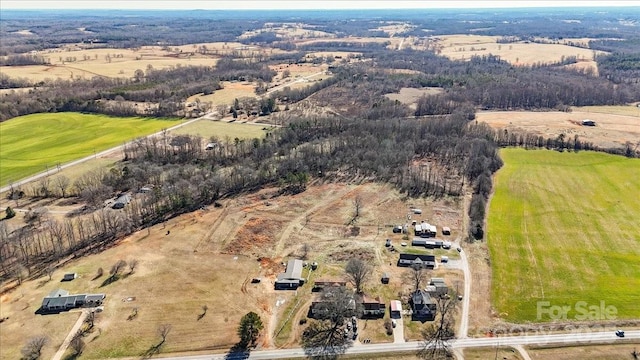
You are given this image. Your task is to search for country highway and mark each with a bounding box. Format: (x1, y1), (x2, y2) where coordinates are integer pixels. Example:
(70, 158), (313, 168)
(158, 330), (640, 360)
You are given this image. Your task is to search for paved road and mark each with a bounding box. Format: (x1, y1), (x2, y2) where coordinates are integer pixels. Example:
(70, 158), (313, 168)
(157, 330), (640, 360)
(0, 117), (200, 194)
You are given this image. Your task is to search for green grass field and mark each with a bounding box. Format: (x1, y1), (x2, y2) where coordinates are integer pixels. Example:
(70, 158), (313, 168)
(488, 149), (640, 322)
(0, 113), (180, 186)
(169, 119), (271, 140)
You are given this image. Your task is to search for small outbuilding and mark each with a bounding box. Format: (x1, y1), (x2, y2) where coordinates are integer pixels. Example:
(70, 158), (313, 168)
(390, 300), (403, 318)
(61, 273), (76, 282)
(442, 227), (451, 235)
(381, 273), (390, 284)
(582, 119), (596, 126)
(112, 194), (131, 209)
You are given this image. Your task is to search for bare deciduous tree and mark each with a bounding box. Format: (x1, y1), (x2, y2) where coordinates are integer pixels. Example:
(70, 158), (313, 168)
(128, 259), (139, 274)
(344, 258), (371, 294)
(21, 336), (48, 360)
(110, 259), (127, 277)
(70, 332), (85, 356)
(418, 292), (459, 360)
(54, 175), (70, 198)
(300, 243), (311, 260)
(158, 324), (172, 344)
(405, 264), (428, 293)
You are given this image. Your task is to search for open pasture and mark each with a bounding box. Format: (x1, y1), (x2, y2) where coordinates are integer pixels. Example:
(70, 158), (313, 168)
(186, 81), (257, 107)
(0, 112), (180, 186)
(487, 149), (640, 322)
(1, 40), (288, 82)
(431, 34), (606, 69)
(477, 109), (640, 149)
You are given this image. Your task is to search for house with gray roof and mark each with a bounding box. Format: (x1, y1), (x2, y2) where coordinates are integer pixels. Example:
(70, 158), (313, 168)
(275, 259), (305, 290)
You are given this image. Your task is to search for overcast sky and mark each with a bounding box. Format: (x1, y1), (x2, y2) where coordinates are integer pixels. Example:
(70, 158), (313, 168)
(2, 0), (639, 10)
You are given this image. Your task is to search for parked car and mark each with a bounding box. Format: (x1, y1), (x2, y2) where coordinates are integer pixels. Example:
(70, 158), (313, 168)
(391, 319), (397, 328)
(385, 239), (391, 247)
(456, 247), (462, 252)
(615, 330), (625, 337)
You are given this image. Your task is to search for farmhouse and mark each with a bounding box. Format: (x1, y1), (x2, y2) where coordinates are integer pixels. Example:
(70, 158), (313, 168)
(398, 253), (436, 269)
(312, 279), (347, 292)
(275, 259), (305, 290)
(359, 294), (385, 318)
(40, 289), (105, 312)
(410, 289), (436, 320)
(309, 288), (357, 318)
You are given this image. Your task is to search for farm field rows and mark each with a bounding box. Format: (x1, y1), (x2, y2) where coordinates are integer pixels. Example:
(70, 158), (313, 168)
(0, 112), (180, 186)
(487, 149), (640, 322)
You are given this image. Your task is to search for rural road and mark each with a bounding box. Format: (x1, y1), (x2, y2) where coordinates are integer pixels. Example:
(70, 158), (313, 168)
(457, 245), (471, 338)
(158, 330), (640, 360)
(0, 117), (201, 194)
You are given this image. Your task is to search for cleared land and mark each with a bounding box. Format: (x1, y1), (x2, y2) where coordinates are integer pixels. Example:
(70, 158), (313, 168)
(477, 109), (640, 149)
(0, 42), (285, 81)
(430, 34), (606, 71)
(169, 119), (271, 140)
(487, 149), (640, 322)
(384, 87), (444, 109)
(0, 112), (180, 186)
(0, 183), (463, 358)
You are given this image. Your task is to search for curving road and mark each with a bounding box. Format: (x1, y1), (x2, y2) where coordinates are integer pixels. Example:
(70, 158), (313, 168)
(158, 330), (640, 360)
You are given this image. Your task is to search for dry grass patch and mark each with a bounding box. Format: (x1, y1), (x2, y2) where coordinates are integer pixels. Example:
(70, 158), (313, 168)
(477, 110), (640, 149)
(528, 342), (640, 360)
(463, 347), (524, 359)
(385, 87), (444, 109)
(187, 81), (256, 106)
(431, 34), (606, 70)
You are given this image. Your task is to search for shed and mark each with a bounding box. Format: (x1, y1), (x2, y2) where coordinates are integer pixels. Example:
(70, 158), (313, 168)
(442, 226), (451, 235)
(62, 273), (76, 282)
(390, 300), (403, 316)
(381, 273), (390, 284)
(112, 194), (131, 209)
(582, 119), (596, 126)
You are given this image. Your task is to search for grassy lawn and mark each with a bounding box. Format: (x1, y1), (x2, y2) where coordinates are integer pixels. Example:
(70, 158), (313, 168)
(170, 119), (271, 140)
(0, 112), (180, 186)
(487, 149), (640, 322)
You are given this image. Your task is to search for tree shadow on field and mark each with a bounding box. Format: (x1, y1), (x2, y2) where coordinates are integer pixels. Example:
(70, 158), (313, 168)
(224, 342), (250, 360)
